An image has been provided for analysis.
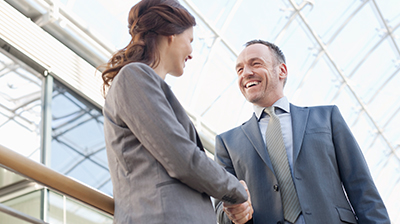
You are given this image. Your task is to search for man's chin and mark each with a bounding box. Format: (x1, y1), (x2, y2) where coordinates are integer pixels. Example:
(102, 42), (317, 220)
(246, 96), (260, 104)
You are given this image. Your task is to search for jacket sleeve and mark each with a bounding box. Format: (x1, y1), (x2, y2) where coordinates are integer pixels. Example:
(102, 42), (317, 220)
(214, 134), (235, 224)
(111, 63), (247, 204)
(331, 106), (390, 223)
(214, 134), (254, 224)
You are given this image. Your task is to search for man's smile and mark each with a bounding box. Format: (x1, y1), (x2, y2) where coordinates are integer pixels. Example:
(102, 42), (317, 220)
(244, 81), (261, 89)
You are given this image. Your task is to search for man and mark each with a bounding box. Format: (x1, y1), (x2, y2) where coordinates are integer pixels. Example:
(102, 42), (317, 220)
(214, 40), (390, 224)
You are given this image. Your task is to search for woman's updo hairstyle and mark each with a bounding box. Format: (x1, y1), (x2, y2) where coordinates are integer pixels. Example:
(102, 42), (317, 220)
(101, 0), (196, 95)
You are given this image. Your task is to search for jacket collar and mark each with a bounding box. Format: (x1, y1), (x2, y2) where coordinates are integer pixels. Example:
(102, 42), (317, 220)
(241, 113), (274, 174)
(253, 96), (290, 120)
(290, 104), (309, 163)
(241, 103), (309, 170)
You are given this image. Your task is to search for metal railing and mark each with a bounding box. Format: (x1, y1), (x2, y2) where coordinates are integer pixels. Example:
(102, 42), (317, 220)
(0, 144), (114, 217)
(0, 203), (48, 224)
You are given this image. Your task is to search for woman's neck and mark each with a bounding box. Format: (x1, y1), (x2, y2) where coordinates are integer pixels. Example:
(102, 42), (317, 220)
(153, 64), (167, 80)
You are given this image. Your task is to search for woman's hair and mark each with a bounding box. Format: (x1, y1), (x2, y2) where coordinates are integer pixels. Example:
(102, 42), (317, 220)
(101, 0), (196, 96)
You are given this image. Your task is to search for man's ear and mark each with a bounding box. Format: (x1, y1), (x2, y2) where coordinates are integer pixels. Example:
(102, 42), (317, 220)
(278, 63), (288, 80)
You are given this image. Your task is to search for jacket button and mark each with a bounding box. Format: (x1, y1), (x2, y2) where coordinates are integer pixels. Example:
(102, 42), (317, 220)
(277, 221), (282, 224)
(273, 184), (279, 191)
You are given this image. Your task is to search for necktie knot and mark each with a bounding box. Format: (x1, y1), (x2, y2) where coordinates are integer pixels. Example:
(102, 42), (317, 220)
(264, 106), (276, 117)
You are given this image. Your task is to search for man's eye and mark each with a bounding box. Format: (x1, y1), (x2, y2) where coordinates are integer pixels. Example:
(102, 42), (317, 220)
(237, 68), (243, 73)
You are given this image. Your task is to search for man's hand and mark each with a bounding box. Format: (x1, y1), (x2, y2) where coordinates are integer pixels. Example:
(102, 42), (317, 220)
(223, 180), (254, 224)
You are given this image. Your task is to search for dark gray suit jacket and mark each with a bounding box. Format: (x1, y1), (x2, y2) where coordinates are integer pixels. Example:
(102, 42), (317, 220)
(103, 63), (247, 224)
(215, 104), (390, 224)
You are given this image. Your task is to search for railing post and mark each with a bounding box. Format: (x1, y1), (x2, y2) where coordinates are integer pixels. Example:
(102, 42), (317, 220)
(40, 71), (53, 223)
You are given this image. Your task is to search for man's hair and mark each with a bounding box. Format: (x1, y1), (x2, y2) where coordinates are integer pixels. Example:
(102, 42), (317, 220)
(245, 39), (286, 64)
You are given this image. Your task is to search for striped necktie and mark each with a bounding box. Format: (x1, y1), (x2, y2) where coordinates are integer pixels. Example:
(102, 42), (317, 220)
(264, 106), (301, 223)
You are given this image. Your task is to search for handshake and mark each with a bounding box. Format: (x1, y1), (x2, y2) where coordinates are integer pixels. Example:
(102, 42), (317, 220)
(223, 180), (254, 224)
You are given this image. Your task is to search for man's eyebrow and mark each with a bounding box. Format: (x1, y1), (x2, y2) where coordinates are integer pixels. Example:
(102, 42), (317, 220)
(248, 57), (262, 63)
(236, 57), (263, 70)
(235, 62), (243, 70)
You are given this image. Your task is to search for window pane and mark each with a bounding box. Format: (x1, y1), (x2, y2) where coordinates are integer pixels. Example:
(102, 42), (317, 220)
(0, 50), (42, 162)
(51, 81), (111, 195)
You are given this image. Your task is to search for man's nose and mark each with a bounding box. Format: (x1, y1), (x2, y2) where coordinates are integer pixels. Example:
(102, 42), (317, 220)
(242, 65), (253, 77)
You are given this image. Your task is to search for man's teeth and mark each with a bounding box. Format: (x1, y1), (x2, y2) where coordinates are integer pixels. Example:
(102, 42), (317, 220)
(246, 81), (259, 88)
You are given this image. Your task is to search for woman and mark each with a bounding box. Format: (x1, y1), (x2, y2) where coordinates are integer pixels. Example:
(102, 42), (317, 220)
(101, 0), (248, 223)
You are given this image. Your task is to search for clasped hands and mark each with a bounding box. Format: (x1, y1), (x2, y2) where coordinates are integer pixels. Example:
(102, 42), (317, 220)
(223, 180), (253, 224)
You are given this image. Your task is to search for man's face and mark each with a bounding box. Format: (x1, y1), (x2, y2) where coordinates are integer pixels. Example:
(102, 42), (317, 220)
(235, 44), (286, 107)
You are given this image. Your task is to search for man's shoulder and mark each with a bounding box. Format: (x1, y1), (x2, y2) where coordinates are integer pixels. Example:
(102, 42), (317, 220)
(291, 103), (337, 111)
(219, 125), (243, 136)
(290, 104), (341, 121)
(217, 115), (255, 138)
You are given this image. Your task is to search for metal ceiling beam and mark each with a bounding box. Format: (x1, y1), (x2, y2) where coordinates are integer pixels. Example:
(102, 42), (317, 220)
(371, 0), (400, 59)
(0, 1), (105, 109)
(288, 0), (399, 162)
(181, 0), (241, 112)
(275, 0), (314, 45)
(182, 0), (240, 57)
(295, 0), (370, 103)
(177, 0), (248, 153)
(330, 20), (400, 108)
(196, 0), (245, 117)
(292, 1), (368, 101)
(367, 65), (400, 104)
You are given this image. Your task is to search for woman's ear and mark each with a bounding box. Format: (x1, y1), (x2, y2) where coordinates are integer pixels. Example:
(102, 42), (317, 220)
(167, 34), (175, 45)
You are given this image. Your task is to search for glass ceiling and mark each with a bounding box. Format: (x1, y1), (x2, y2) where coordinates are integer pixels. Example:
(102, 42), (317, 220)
(2, 0), (400, 222)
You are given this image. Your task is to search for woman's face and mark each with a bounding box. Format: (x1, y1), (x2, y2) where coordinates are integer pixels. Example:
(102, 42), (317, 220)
(166, 27), (194, 77)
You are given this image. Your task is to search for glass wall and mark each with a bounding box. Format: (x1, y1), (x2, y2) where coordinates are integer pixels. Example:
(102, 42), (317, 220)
(0, 22), (111, 224)
(0, 167), (113, 224)
(47, 191), (112, 224)
(0, 48), (110, 193)
(0, 189), (42, 224)
(51, 81), (112, 195)
(0, 49), (43, 162)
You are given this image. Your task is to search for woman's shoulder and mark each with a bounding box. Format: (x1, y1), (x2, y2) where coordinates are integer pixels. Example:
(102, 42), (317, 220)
(112, 62), (160, 83)
(119, 62), (155, 77)
(111, 62), (162, 88)
(122, 61), (151, 70)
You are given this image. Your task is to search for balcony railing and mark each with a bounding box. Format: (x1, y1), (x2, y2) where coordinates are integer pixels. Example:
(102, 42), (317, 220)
(0, 144), (114, 223)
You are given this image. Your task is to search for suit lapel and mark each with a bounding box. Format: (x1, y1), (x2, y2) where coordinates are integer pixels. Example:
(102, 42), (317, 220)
(241, 114), (274, 173)
(290, 104), (309, 163)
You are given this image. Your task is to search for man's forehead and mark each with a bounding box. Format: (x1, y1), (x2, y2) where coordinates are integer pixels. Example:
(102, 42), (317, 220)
(236, 44), (271, 64)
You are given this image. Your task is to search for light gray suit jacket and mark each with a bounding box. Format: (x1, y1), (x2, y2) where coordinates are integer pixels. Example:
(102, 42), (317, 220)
(103, 63), (247, 224)
(215, 104), (390, 224)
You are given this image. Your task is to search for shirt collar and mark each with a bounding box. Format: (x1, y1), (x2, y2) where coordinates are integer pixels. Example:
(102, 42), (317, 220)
(253, 96), (290, 120)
